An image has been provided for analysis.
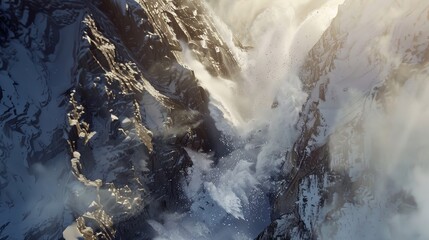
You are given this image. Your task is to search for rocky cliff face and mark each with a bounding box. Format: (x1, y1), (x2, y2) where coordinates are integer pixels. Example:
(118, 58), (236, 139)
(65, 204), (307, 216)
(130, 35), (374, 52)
(2, 0), (429, 239)
(0, 0), (237, 239)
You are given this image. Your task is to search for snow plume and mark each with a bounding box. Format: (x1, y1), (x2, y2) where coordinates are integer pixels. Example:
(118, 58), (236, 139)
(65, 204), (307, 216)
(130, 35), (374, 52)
(150, 0), (343, 239)
(323, 0), (429, 239)
(326, 71), (429, 240)
(201, 0), (344, 131)
(190, 0), (345, 177)
(370, 77), (429, 240)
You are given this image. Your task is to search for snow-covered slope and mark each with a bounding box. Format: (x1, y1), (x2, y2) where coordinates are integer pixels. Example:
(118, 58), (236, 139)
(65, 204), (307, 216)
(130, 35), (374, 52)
(259, 0), (429, 239)
(0, 0), (235, 239)
(2, 0), (429, 239)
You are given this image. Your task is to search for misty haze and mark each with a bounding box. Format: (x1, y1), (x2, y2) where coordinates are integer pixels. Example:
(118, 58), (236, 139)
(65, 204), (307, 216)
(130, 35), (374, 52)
(1, 0), (429, 239)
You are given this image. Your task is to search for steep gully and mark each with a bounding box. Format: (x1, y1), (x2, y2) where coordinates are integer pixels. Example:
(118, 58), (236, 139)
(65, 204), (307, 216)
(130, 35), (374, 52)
(1, 0), (429, 239)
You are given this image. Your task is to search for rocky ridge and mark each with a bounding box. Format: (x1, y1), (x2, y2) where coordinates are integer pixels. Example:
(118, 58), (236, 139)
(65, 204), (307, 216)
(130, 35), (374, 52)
(0, 0), (238, 239)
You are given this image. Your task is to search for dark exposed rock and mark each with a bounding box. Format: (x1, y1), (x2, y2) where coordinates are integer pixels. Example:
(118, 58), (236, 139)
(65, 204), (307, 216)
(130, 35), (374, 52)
(0, 0), (236, 239)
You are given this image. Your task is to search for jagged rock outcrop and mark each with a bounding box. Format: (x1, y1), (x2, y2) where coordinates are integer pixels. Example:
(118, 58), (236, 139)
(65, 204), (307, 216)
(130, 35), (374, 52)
(3, 0), (428, 239)
(0, 0), (237, 239)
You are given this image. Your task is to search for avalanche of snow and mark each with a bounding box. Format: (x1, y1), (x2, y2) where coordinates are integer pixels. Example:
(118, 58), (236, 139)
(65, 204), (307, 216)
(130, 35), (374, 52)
(308, 0), (429, 239)
(151, 0), (429, 239)
(149, 0), (343, 239)
(2, 0), (429, 239)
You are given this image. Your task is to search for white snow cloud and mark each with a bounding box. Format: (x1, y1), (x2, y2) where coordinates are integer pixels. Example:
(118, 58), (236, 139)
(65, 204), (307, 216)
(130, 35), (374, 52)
(151, 0), (344, 239)
(324, 0), (429, 238)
